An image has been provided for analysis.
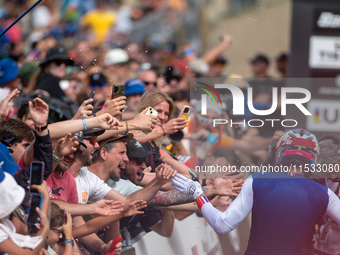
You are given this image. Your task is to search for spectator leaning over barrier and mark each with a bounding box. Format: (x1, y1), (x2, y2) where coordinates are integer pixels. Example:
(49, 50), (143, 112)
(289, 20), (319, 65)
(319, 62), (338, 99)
(59, 132), (175, 254)
(118, 138), (175, 238)
(132, 90), (189, 175)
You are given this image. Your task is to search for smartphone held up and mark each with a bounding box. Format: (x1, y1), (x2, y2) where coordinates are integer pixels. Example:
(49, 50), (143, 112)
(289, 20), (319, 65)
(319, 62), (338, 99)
(27, 193), (43, 225)
(179, 105), (190, 120)
(145, 106), (158, 117)
(29, 161), (44, 192)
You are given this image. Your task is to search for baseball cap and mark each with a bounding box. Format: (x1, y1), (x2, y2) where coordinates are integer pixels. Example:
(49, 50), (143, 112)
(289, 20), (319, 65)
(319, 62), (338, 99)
(99, 133), (133, 148)
(0, 143), (21, 176)
(317, 135), (340, 165)
(104, 48), (129, 66)
(0, 58), (19, 86)
(250, 54), (269, 65)
(127, 138), (154, 159)
(39, 46), (74, 66)
(72, 129), (106, 148)
(125, 79), (145, 96)
(90, 72), (106, 88)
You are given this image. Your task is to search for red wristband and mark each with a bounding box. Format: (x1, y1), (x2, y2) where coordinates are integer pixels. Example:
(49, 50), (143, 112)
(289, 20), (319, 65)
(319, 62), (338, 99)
(106, 236), (123, 255)
(197, 196), (209, 210)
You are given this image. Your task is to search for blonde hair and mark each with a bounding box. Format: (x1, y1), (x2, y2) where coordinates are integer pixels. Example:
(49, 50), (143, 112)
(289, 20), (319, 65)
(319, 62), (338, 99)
(136, 90), (174, 118)
(136, 90), (175, 147)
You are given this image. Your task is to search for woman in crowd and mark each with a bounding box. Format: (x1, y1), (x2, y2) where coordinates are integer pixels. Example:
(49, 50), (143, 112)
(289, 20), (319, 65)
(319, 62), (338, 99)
(132, 90), (189, 175)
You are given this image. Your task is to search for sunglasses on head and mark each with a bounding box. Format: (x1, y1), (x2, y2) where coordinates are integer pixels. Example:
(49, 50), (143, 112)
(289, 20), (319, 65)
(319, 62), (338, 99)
(90, 81), (106, 89)
(130, 157), (149, 166)
(54, 59), (67, 66)
(84, 136), (97, 146)
(142, 81), (157, 86)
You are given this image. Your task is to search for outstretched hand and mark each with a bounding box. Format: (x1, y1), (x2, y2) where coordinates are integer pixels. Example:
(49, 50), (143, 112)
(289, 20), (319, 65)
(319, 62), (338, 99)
(0, 88), (20, 120)
(29, 98), (49, 127)
(210, 195), (233, 212)
(170, 173), (203, 200)
(93, 199), (124, 216)
(155, 163), (177, 186)
(121, 200), (147, 217)
(207, 177), (244, 197)
(95, 113), (124, 130)
(55, 133), (79, 157)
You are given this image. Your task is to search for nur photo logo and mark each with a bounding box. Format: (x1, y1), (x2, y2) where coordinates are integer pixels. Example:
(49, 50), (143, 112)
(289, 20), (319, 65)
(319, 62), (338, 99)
(194, 81), (312, 128)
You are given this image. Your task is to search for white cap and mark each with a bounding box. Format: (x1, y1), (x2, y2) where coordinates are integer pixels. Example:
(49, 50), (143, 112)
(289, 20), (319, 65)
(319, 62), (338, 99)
(104, 48), (129, 66)
(0, 172), (25, 218)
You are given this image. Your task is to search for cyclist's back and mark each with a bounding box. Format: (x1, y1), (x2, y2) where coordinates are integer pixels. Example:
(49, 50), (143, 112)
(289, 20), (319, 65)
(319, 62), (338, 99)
(246, 172), (329, 255)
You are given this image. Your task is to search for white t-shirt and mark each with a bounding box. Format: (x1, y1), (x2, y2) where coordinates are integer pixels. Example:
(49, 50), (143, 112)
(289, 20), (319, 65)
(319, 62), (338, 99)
(74, 167), (112, 204)
(107, 178), (143, 196)
(0, 219), (42, 248)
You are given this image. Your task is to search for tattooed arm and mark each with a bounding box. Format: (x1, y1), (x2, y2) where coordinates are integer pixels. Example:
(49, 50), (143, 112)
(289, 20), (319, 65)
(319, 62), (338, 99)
(148, 187), (214, 206)
(125, 164), (176, 204)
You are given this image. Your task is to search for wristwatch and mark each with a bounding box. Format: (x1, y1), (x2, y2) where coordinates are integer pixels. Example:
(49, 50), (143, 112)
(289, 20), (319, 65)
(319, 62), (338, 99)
(64, 239), (74, 247)
(35, 124), (48, 132)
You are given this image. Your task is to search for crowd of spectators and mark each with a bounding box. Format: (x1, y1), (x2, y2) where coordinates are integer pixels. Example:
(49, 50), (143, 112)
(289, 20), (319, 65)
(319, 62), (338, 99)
(4, 0), (338, 255)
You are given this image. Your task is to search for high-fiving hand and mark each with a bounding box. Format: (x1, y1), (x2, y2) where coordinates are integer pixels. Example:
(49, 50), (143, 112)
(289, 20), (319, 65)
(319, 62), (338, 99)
(170, 173), (203, 200)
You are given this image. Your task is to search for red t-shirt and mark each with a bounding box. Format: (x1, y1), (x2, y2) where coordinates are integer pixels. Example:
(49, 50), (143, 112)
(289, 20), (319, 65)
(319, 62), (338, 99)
(46, 171), (78, 203)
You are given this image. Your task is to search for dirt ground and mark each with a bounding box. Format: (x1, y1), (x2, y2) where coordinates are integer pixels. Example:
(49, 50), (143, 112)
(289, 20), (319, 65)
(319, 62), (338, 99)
(202, 0), (291, 78)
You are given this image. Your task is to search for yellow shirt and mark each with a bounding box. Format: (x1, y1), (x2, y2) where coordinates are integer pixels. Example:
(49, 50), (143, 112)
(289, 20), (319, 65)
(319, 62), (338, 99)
(81, 10), (116, 44)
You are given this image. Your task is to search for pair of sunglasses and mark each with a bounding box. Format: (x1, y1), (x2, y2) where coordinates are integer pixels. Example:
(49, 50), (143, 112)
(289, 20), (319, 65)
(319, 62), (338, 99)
(54, 59), (68, 66)
(90, 82), (106, 89)
(142, 81), (157, 86)
(84, 136), (97, 146)
(130, 157), (149, 166)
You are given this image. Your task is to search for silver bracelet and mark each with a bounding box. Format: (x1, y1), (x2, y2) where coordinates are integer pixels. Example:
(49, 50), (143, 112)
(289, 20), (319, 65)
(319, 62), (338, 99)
(53, 151), (64, 162)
